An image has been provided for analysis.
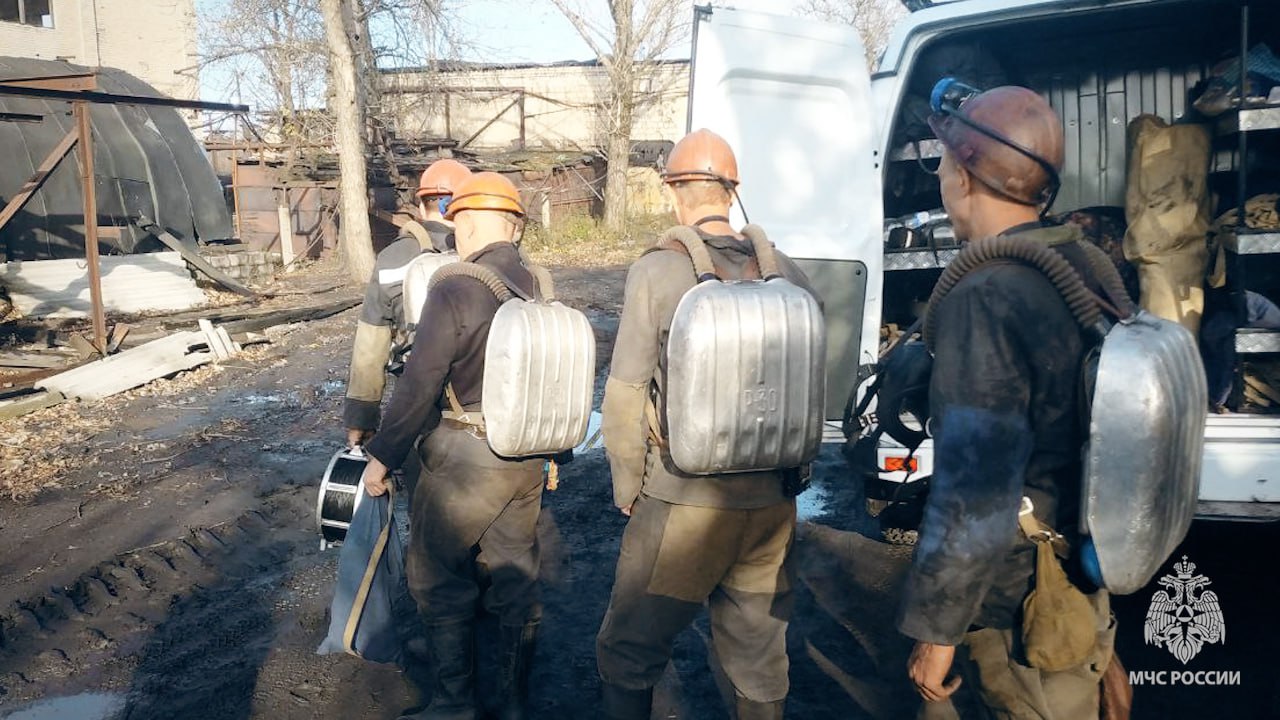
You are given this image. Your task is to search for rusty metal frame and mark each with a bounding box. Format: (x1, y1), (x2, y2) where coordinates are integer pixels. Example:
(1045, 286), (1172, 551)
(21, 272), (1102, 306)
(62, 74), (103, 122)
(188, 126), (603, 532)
(0, 127), (78, 233)
(0, 75), (251, 352)
(1, 73), (98, 92)
(0, 111), (43, 122)
(72, 100), (108, 351)
(0, 82), (249, 113)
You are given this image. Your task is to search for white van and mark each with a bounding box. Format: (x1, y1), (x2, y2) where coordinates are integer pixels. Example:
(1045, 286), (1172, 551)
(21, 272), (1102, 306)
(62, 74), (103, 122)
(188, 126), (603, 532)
(688, 0), (1280, 522)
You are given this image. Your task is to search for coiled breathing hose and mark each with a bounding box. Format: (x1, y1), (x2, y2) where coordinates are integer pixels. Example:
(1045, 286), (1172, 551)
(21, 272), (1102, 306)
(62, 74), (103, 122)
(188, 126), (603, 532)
(924, 234), (1136, 353)
(430, 262), (516, 303)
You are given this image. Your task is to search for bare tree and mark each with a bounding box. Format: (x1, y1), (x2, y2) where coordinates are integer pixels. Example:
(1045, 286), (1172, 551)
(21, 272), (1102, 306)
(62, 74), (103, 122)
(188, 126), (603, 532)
(549, 0), (688, 231)
(321, 0), (377, 283)
(351, 0), (460, 190)
(198, 0), (329, 143)
(201, 0), (460, 280)
(800, 0), (906, 67)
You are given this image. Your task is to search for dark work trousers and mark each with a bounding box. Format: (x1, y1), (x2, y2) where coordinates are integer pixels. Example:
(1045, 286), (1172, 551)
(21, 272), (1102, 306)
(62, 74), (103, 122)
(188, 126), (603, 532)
(596, 493), (796, 703)
(407, 423), (545, 627)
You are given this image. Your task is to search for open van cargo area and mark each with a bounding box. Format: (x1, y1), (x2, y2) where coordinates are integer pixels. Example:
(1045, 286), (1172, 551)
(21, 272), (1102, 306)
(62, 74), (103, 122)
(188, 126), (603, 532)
(881, 0), (1280, 416)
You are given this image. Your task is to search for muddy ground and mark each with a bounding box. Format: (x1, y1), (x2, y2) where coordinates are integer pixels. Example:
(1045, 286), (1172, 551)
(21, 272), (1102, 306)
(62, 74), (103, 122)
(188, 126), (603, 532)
(0, 263), (1277, 719)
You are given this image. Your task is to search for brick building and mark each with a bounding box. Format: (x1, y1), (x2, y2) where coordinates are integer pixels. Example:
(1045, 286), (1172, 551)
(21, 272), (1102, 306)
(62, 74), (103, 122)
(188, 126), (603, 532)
(381, 59), (690, 151)
(0, 0), (197, 102)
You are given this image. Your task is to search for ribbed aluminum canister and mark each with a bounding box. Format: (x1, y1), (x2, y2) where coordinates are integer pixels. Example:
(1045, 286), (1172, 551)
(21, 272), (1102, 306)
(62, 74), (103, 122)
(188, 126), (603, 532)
(1083, 311), (1207, 594)
(665, 278), (826, 474)
(482, 300), (597, 457)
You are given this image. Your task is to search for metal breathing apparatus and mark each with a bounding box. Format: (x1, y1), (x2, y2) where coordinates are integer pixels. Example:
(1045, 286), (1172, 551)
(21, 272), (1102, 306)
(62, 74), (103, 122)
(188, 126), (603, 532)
(929, 77), (1063, 215)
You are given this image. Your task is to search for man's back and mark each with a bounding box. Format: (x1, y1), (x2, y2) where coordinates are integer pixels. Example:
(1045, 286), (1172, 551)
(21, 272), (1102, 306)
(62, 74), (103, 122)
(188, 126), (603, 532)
(609, 230), (821, 509)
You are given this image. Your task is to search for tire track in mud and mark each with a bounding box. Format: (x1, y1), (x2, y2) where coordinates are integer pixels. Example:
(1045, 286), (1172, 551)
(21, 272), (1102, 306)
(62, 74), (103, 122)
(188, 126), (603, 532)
(0, 493), (313, 716)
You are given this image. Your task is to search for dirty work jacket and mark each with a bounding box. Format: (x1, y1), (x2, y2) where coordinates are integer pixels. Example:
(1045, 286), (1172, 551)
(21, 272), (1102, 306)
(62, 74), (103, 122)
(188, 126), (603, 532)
(602, 231), (822, 510)
(343, 220), (455, 430)
(364, 242), (535, 472)
(897, 223), (1101, 646)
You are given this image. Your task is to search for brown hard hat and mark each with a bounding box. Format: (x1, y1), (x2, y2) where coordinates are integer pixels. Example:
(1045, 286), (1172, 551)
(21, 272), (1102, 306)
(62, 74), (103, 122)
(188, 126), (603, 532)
(417, 159), (472, 198)
(929, 86), (1064, 206)
(445, 172), (525, 219)
(661, 128), (740, 186)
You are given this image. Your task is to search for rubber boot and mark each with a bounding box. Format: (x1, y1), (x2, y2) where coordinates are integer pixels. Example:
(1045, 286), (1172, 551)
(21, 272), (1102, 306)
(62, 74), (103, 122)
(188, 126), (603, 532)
(600, 682), (652, 720)
(491, 621), (539, 720)
(734, 694), (784, 720)
(398, 619), (477, 720)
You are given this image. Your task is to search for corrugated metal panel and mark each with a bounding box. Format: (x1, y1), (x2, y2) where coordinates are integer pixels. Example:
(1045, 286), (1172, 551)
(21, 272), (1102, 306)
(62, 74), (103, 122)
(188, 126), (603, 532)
(0, 251), (205, 318)
(1035, 62), (1206, 212)
(0, 57), (233, 261)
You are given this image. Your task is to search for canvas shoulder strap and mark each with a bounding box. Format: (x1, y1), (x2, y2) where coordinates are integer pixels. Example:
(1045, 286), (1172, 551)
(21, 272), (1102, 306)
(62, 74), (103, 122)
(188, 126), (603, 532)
(430, 262), (518, 302)
(342, 486), (394, 657)
(401, 220), (434, 251)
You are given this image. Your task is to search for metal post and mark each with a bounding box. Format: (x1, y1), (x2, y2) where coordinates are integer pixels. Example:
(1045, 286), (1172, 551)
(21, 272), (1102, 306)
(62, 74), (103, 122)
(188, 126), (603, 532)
(231, 114), (243, 240)
(518, 91), (526, 150)
(687, 6), (714, 134)
(1237, 3), (1249, 234)
(73, 100), (107, 353)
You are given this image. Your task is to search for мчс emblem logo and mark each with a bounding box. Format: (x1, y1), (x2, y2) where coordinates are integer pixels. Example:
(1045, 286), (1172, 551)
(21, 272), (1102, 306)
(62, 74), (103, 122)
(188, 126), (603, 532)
(1144, 556), (1226, 664)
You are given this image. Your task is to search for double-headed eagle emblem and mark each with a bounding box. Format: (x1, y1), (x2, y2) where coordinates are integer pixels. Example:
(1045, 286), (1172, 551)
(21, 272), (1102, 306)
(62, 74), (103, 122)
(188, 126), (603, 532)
(1144, 556), (1225, 664)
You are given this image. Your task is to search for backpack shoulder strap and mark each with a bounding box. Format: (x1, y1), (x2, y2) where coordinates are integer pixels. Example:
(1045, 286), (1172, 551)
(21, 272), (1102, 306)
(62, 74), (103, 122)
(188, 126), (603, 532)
(429, 262), (516, 303)
(516, 246), (556, 301)
(644, 226), (721, 282)
(400, 220), (434, 252)
(740, 225), (783, 281)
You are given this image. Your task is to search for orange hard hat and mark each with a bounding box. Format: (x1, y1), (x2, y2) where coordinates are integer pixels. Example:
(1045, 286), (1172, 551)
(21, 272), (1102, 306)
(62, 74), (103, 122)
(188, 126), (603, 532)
(417, 158), (472, 198)
(661, 128), (740, 187)
(929, 86), (1064, 206)
(444, 172), (525, 219)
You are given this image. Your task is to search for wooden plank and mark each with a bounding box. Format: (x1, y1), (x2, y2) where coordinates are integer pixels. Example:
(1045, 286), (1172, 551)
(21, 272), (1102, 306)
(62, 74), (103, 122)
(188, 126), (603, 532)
(37, 332), (209, 400)
(0, 391), (65, 421)
(1243, 386), (1272, 408)
(0, 350), (74, 369)
(68, 333), (100, 361)
(153, 294), (355, 331)
(221, 298), (361, 335)
(1244, 374), (1280, 406)
(0, 128), (78, 233)
(198, 319), (236, 360)
(229, 331), (270, 348)
(107, 323), (131, 354)
(217, 326), (241, 354)
(135, 215), (259, 297)
(278, 206), (296, 269)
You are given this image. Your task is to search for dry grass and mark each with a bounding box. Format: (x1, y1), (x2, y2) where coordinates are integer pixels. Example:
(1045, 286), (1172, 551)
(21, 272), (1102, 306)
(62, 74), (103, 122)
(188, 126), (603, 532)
(522, 213), (675, 268)
(0, 402), (117, 502)
(0, 350), (270, 502)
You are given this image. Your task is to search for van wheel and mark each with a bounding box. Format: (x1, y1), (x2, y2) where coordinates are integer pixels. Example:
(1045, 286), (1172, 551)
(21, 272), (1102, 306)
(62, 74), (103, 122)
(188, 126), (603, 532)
(882, 527), (919, 546)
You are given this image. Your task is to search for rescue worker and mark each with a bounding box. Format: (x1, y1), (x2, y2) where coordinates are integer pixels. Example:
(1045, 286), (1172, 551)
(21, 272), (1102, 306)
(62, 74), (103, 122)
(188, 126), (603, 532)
(359, 172), (543, 720)
(898, 86), (1117, 718)
(343, 158), (471, 448)
(595, 129), (821, 720)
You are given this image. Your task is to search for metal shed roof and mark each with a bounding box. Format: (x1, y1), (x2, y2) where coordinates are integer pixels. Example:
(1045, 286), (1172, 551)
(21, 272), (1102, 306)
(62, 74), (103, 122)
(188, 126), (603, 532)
(0, 57), (233, 262)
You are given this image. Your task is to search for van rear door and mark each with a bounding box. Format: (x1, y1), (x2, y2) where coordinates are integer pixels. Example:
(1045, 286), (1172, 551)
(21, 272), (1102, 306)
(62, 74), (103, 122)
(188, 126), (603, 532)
(689, 6), (884, 424)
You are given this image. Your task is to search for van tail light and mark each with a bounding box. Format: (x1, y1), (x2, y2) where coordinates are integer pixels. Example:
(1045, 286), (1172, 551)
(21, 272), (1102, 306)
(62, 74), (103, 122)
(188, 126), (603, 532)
(883, 456), (918, 473)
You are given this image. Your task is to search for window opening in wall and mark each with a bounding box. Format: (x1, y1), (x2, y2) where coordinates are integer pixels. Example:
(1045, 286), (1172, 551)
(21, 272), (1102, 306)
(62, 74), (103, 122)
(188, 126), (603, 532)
(0, 0), (53, 28)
